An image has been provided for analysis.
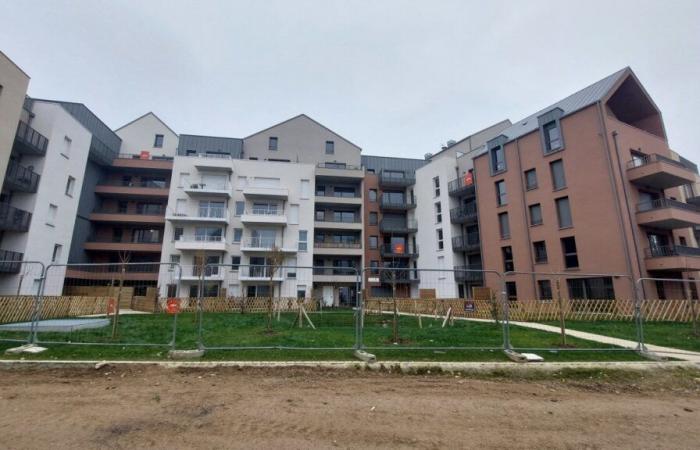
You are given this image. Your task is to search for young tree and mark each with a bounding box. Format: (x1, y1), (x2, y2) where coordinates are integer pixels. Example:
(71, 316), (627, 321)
(265, 246), (285, 331)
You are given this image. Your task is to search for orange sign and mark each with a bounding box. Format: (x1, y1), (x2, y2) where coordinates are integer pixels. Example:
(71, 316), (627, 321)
(464, 171), (473, 186)
(166, 298), (181, 314)
(139, 150), (151, 160)
(107, 298), (116, 314)
(393, 243), (405, 254)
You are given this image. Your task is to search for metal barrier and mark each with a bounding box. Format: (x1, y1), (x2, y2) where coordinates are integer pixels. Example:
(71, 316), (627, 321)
(194, 264), (361, 351)
(33, 262), (181, 348)
(0, 260), (45, 344)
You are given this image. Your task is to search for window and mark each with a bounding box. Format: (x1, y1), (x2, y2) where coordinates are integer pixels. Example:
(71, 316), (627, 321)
(680, 236), (687, 246)
(555, 196), (572, 228)
(230, 256), (241, 271)
(235, 201), (245, 216)
(498, 212), (510, 239)
(65, 176), (76, 197)
(369, 236), (378, 249)
(435, 202), (442, 223)
(367, 169), (375, 174)
(289, 204), (299, 224)
(298, 230), (308, 251)
(154, 134), (164, 148)
(300, 179), (310, 199)
(370, 260), (379, 275)
(538, 280), (553, 300)
(495, 180), (507, 206)
(502, 246), (514, 272)
(505, 282), (517, 301)
(533, 241), (548, 264)
(542, 120), (563, 153)
(550, 159), (566, 190)
(561, 236), (579, 268)
(61, 136), (72, 158)
(437, 229), (444, 250)
(268, 136), (278, 150)
(173, 227), (183, 241)
(315, 209), (325, 221)
(490, 145), (506, 173)
(525, 169), (537, 190)
(567, 277), (614, 300)
(47, 204), (58, 226)
(529, 203), (543, 226)
(433, 176), (440, 197)
(369, 189), (377, 202)
(51, 244), (62, 263)
(325, 141), (334, 154)
(369, 212), (378, 225)
(178, 172), (190, 188)
(287, 257), (297, 279)
(233, 228), (243, 243)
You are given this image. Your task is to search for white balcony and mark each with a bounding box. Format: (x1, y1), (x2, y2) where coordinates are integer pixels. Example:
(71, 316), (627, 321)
(240, 208), (287, 225)
(184, 183), (231, 197)
(238, 266), (285, 282)
(190, 154), (234, 172)
(174, 235), (228, 251)
(242, 185), (289, 199)
(180, 270), (226, 282)
(239, 239), (297, 253)
(166, 208), (229, 224)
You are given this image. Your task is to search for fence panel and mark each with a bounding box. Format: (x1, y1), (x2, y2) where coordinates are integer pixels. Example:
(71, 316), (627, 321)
(503, 271), (640, 353)
(359, 267), (507, 351)
(196, 264), (361, 351)
(33, 262), (181, 347)
(636, 277), (700, 356)
(0, 261), (44, 344)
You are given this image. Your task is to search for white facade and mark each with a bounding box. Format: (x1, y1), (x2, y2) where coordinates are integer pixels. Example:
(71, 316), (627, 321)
(115, 112), (178, 158)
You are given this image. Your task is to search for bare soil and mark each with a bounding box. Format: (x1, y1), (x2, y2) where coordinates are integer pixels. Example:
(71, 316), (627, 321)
(0, 365), (699, 449)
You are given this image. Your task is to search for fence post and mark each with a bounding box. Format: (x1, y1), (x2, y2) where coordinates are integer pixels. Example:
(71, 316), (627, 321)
(500, 274), (512, 350)
(27, 262), (46, 345)
(355, 268), (363, 350)
(555, 278), (567, 347)
(634, 279), (646, 352)
(169, 263), (182, 350)
(196, 265), (205, 351)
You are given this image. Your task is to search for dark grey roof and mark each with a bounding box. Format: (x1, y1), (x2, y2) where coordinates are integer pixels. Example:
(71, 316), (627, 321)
(178, 134), (243, 157)
(361, 155), (428, 173)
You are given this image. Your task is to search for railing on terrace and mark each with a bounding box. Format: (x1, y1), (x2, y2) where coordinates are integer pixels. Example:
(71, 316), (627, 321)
(450, 204), (478, 222)
(645, 245), (700, 258)
(186, 182), (228, 191)
(14, 121), (48, 155)
(116, 153), (174, 161)
(315, 215), (361, 223)
(378, 171), (416, 186)
(315, 192), (361, 199)
(637, 197), (700, 213)
(99, 180), (170, 189)
(177, 235), (225, 243)
(448, 177), (476, 196)
(0, 203), (32, 232)
(627, 153), (699, 173)
(452, 233), (480, 251)
(453, 265), (484, 282)
(93, 206), (166, 215)
(314, 242), (362, 249)
(245, 207), (284, 216)
(3, 160), (40, 193)
(88, 236), (163, 244)
(317, 163), (362, 170)
(379, 197), (416, 209)
(380, 244), (419, 257)
(313, 267), (358, 276)
(379, 219), (418, 233)
(0, 249), (23, 273)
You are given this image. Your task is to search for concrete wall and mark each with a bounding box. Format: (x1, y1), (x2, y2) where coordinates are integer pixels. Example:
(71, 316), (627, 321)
(0, 52), (30, 188)
(115, 112), (178, 158)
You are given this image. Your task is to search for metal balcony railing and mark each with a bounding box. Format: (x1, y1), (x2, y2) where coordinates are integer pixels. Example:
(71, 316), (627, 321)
(637, 197), (700, 213)
(88, 135), (119, 166)
(93, 206), (165, 215)
(245, 207), (284, 216)
(645, 245), (700, 258)
(380, 244), (419, 257)
(627, 153), (698, 173)
(380, 196), (416, 209)
(315, 215), (361, 223)
(452, 233), (480, 252)
(454, 265), (484, 282)
(88, 236), (163, 244)
(3, 160), (40, 193)
(379, 219), (418, 233)
(450, 204), (478, 223)
(116, 153), (174, 161)
(314, 241), (362, 249)
(378, 270), (420, 283)
(14, 121), (48, 156)
(378, 170), (416, 187)
(0, 249), (23, 273)
(447, 177), (476, 197)
(0, 203), (32, 232)
(99, 180), (170, 189)
(176, 234), (225, 243)
(313, 267), (359, 276)
(244, 238), (283, 249)
(317, 163), (362, 170)
(197, 207), (226, 218)
(315, 191), (361, 199)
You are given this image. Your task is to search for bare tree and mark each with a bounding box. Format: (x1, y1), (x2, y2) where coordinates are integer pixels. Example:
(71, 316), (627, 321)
(381, 267), (400, 344)
(265, 246), (285, 331)
(112, 251), (131, 339)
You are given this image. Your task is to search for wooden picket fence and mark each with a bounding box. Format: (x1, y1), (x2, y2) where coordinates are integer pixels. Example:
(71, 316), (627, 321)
(0, 296), (111, 324)
(365, 297), (700, 323)
(158, 296), (320, 314)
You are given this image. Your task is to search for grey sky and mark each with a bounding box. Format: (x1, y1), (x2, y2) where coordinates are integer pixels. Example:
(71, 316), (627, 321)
(2, 0), (699, 161)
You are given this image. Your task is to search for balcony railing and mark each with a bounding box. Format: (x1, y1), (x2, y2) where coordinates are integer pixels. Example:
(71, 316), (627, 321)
(379, 219), (418, 233)
(197, 207), (226, 218)
(380, 244), (419, 257)
(245, 207), (284, 216)
(314, 241), (362, 249)
(177, 234), (224, 243)
(116, 153), (174, 161)
(645, 245), (700, 258)
(452, 233), (480, 252)
(243, 238), (283, 249)
(100, 180), (170, 189)
(0, 203), (32, 232)
(0, 249), (23, 273)
(315, 192), (361, 199)
(450, 204), (478, 223)
(379, 171), (416, 187)
(454, 265), (484, 282)
(637, 197), (700, 213)
(88, 135), (119, 166)
(88, 236), (163, 244)
(93, 206), (165, 215)
(14, 121), (48, 156)
(3, 160), (40, 193)
(317, 163), (362, 170)
(448, 177), (476, 197)
(315, 215), (361, 223)
(378, 270), (420, 283)
(627, 153), (698, 173)
(313, 267), (359, 276)
(380, 196), (416, 209)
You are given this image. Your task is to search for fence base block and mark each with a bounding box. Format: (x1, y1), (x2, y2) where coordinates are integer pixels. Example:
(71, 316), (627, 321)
(638, 349), (666, 361)
(4, 344), (47, 355)
(168, 349), (204, 360)
(504, 349), (543, 363)
(354, 350), (377, 363)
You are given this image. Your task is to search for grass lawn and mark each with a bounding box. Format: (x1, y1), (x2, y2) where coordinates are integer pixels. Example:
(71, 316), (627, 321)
(0, 311), (643, 362)
(544, 320), (700, 353)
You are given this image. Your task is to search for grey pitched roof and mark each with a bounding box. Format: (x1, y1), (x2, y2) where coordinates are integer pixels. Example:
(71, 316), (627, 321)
(178, 134), (243, 157)
(488, 67), (630, 150)
(361, 155), (428, 173)
(244, 114), (362, 151)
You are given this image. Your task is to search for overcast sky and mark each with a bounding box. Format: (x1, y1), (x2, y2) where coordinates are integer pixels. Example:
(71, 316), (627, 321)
(2, 0), (699, 161)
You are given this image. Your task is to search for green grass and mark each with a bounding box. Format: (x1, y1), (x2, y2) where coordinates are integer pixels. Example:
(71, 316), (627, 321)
(544, 320), (700, 353)
(0, 311), (643, 362)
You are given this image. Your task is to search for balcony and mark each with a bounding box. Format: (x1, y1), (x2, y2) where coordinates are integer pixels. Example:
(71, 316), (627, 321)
(0, 250), (23, 273)
(180, 266), (226, 282)
(238, 265), (284, 282)
(377, 269), (420, 284)
(242, 185), (288, 199)
(644, 245), (700, 272)
(111, 153), (174, 171)
(379, 219), (417, 234)
(379, 171), (415, 188)
(636, 198), (700, 230)
(448, 177), (476, 197)
(95, 180), (170, 198)
(240, 208), (287, 225)
(166, 207), (227, 224)
(313, 267), (359, 284)
(84, 237), (163, 253)
(189, 153), (234, 172)
(314, 216), (362, 230)
(380, 196), (416, 211)
(314, 192), (362, 206)
(13, 121), (48, 156)
(452, 233), (480, 253)
(183, 182), (231, 197)
(64, 264), (160, 282)
(627, 154), (698, 190)
(313, 241), (363, 256)
(3, 160), (40, 193)
(316, 163), (364, 179)
(380, 243), (419, 258)
(91, 206), (165, 225)
(450, 204), (478, 224)
(0, 203), (32, 232)
(454, 265), (484, 282)
(240, 238), (297, 253)
(174, 235), (227, 252)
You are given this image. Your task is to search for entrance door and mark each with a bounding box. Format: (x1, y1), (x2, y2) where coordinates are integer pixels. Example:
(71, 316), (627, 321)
(322, 286), (334, 307)
(338, 286), (356, 307)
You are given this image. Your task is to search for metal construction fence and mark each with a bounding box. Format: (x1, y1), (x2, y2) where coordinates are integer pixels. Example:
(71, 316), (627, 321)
(0, 262), (698, 358)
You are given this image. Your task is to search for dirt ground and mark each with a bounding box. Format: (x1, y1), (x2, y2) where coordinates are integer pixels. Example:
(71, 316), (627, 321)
(0, 365), (699, 449)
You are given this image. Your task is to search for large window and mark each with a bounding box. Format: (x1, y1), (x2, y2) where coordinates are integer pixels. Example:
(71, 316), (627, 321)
(433, 176), (440, 197)
(369, 236), (378, 249)
(154, 134), (164, 148)
(561, 236), (579, 268)
(542, 120), (563, 153)
(437, 229), (444, 250)
(529, 203), (543, 226)
(502, 246), (514, 272)
(505, 282), (518, 301)
(490, 145), (506, 173)
(498, 212), (510, 239)
(368, 189), (377, 202)
(550, 159), (566, 190)
(555, 196), (572, 228)
(524, 168), (537, 190)
(533, 241), (548, 263)
(538, 280), (553, 300)
(298, 230), (308, 251)
(495, 180), (507, 206)
(435, 202), (442, 223)
(369, 212), (378, 225)
(567, 277), (615, 300)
